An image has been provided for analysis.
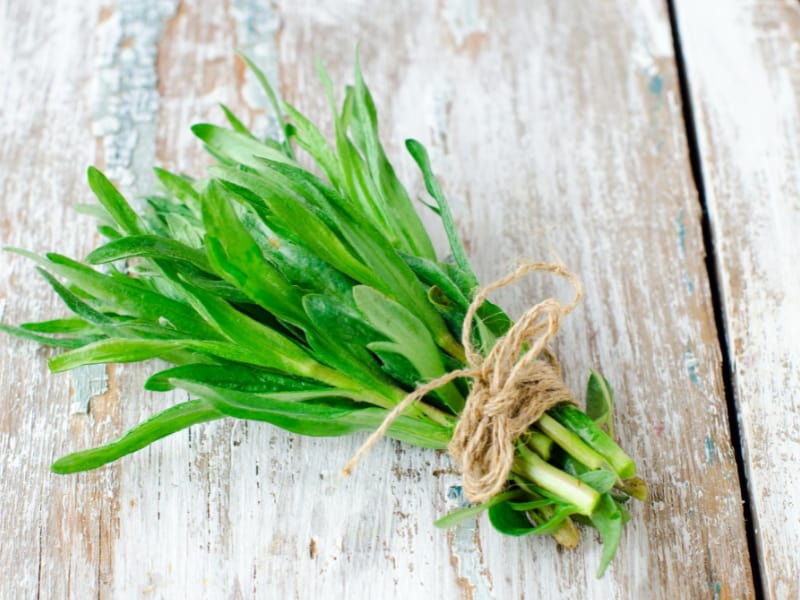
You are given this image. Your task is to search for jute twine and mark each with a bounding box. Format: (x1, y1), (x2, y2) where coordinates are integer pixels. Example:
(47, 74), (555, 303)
(341, 262), (583, 504)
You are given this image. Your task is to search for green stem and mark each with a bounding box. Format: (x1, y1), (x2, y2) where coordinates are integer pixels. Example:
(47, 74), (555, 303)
(549, 404), (635, 479)
(536, 413), (607, 470)
(525, 430), (554, 461)
(513, 443), (600, 516)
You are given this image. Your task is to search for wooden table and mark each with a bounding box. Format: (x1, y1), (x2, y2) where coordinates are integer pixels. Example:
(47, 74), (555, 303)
(1, 1), (797, 598)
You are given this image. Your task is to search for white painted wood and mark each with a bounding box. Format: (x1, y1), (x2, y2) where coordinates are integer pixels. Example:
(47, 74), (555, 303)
(0, 0), (758, 598)
(673, 1), (800, 597)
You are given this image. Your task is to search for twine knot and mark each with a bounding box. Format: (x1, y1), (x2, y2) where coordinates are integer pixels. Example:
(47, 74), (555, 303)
(342, 262), (582, 503)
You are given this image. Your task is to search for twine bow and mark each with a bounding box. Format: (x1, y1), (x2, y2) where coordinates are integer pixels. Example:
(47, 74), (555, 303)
(342, 262), (583, 504)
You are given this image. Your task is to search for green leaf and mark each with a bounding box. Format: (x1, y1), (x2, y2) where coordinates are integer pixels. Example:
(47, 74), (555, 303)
(435, 490), (521, 529)
(51, 399), (222, 473)
(191, 124), (292, 171)
(20, 317), (95, 334)
(590, 493), (624, 578)
(153, 167), (200, 203)
(405, 139), (477, 288)
(237, 52), (293, 156)
(86, 235), (213, 273)
(219, 103), (253, 137)
(145, 363), (325, 394)
(586, 368), (615, 439)
(350, 52), (436, 260)
(35, 268), (115, 327)
(354, 285), (464, 413)
(86, 167), (145, 235)
(8, 249), (217, 339)
(301, 293), (393, 390)
(488, 499), (539, 536)
(211, 168), (375, 287)
(0, 323), (98, 349)
(48, 338), (186, 372)
(577, 469), (618, 494)
(172, 282), (321, 379)
(201, 181), (308, 328)
(282, 101), (344, 190)
(160, 371), (449, 448)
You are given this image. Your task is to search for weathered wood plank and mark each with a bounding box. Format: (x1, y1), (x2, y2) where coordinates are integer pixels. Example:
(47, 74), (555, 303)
(0, 1), (111, 598)
(0, 0), (757, 598)
(673, 1), (800, 597)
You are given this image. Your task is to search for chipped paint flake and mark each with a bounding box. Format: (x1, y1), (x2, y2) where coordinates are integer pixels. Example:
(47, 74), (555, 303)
(230, 0), (282, 139)
(443, 0), (487, 47)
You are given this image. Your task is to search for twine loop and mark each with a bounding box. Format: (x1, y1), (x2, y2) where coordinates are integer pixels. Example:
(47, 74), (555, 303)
(342, 262), (582, 503)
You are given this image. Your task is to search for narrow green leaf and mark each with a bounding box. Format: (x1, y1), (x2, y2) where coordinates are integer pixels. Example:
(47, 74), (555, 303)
(51, 399), (222, 473)
(0, 323), (97, 349)
(153, 167), (200, 203)
(434, 490), (521, 529)
(20, 317), (95, 334)
(590, 493), (624, 578)
(237, 52), (293, 156)
(191, 124), (292, 171)
(86, 235), (213, 273)
(7, 249), (217, 339)
(86, 167), (145, 235)
(405, 139), (477, 287)
(48, 339), (186, 372)
(219, 103), (253, 137)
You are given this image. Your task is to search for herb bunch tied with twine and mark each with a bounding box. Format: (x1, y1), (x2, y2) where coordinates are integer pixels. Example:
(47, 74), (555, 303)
(1, 54), (647, 578)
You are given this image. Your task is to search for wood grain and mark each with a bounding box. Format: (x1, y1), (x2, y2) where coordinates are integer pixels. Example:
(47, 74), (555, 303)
(0, 0), (759, 598)
(673, 1), (800, 597)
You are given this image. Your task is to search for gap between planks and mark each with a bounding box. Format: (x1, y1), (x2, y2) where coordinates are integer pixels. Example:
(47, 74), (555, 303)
(665, 1), (764, 597)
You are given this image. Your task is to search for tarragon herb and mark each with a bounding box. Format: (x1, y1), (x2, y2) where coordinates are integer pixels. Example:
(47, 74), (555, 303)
(1, 54), (646, 578)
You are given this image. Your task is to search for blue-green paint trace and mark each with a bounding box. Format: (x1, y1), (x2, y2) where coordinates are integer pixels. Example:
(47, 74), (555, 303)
(447, 484), (470, 508)
(648, 73), (664, 97)
(675, 209), (687, 258)
(707, 576), (722, 600)
(674, 210), (695, 294)
(685, 344), (702, 389)
(682, 272), (696, 295)
(704, 434), (716, 466)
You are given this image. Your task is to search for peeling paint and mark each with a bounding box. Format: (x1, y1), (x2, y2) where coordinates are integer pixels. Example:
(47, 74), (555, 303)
(230, 0), (282, 140)
(446, 484), (493, 599)
(684, 344), (701, 389)
(442, 0), (487, 47)
(92, 0), (179, 195)
(70, 364), (109, 415)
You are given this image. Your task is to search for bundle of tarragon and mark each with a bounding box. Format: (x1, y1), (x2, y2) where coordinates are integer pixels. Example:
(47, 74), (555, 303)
(1, 54), (646, 577)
